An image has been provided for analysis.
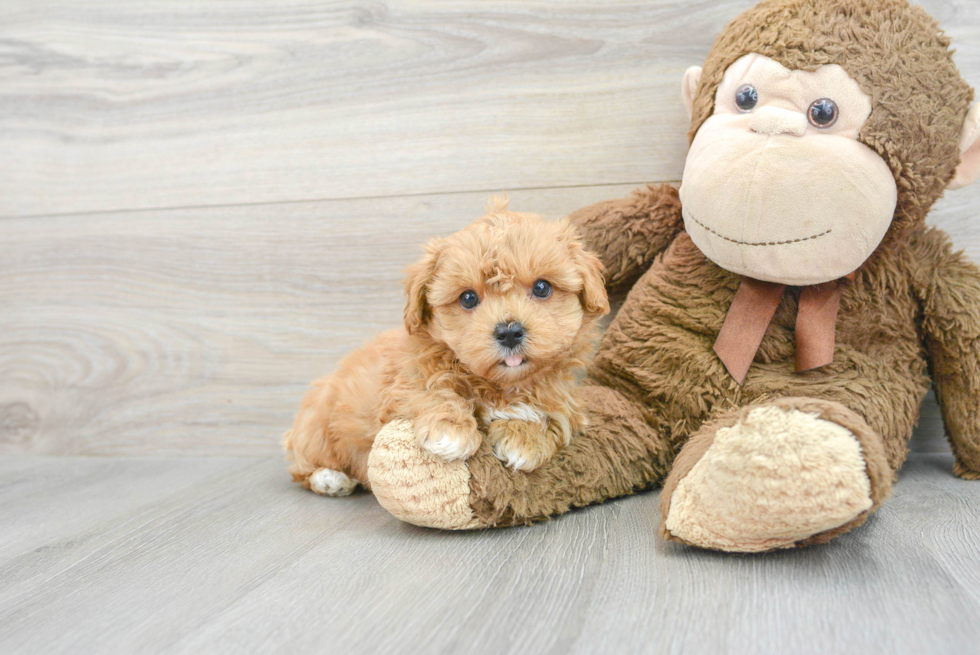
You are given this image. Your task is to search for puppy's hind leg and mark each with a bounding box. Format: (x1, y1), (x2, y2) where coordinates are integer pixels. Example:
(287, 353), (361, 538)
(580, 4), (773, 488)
(284, 418), (366, 496)
(307, 468), (360, 497)
(283, 375), (371, 496)
(284, 329), (404, 495)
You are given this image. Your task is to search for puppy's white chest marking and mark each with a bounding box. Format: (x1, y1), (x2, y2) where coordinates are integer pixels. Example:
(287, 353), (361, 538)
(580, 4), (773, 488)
(480, 402), (547, 425)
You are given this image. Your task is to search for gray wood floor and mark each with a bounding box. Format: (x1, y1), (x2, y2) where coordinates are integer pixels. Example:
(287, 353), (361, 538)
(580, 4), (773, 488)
(1, 453), (978, 654)
(3, 1), (980, 653)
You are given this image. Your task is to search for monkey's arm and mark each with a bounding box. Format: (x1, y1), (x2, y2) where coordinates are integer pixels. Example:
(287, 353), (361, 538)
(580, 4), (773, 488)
(567, 184), (684, 293)
(911, 227), (980, 479)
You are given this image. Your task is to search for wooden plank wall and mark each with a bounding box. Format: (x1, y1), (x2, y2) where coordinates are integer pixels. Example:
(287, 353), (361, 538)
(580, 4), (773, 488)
(2, 0), (979, 455)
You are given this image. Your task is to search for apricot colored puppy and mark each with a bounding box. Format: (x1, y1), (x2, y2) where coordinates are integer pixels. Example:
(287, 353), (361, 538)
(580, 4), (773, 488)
(283, 198), (609, 495)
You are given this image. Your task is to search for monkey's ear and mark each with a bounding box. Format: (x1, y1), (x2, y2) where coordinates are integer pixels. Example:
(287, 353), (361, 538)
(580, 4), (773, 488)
(403, 242), (440, 335)
(949, 103), (980, 190)
(681, 66), (703, 120)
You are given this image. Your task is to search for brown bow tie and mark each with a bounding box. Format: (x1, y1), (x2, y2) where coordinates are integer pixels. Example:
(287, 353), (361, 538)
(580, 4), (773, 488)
(713, 275), (853, 385)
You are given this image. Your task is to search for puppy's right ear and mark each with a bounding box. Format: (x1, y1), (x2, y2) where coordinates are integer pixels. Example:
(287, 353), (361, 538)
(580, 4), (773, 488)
(403, 241), (441, 335)
(560, 219), (610, 318)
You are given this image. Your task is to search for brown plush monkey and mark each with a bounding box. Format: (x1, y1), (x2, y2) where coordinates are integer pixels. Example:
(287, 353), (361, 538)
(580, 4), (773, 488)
(364, 0), (980, 552)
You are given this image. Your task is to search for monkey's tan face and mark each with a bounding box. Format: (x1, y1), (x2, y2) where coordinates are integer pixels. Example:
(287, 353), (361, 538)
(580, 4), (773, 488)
(679, 54), (898, 285)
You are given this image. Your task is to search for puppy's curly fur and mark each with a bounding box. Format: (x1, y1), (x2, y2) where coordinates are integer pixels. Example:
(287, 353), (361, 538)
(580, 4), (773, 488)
(283, 197), (610, 495)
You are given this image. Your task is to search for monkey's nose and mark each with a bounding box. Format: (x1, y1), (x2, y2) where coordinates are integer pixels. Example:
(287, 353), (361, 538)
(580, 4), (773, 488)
(749, 107), (808, 137)
(494, 322), (525, 349)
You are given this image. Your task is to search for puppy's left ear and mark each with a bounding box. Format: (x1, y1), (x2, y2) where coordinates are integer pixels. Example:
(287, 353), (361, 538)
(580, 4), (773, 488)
(403, 240), (441, 335)
(563, 220), (610, 317)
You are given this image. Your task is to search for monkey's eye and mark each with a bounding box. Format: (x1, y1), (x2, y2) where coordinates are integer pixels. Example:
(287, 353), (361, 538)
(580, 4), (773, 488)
(735, 84), (758, 112)
(531, 279), (552, 299)
(459, 290), (480, 310)
(808, 98), (839, 128)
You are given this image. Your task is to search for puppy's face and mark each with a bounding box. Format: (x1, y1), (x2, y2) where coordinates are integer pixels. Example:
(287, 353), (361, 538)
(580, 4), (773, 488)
(404, 205), (609, 384)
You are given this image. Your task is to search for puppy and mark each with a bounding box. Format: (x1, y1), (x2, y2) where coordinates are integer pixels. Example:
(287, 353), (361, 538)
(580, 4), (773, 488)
(283, 197), (610, 496)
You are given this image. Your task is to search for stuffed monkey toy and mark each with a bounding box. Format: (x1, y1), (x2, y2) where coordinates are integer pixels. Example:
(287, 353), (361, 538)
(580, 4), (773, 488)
(364, 0), (980, 552)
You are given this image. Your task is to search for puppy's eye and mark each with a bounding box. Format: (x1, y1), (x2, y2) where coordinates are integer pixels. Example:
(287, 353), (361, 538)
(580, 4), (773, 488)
(531, 279), (552, 299)
(459, 290), (480, 310)
(735, 84), (758, 112)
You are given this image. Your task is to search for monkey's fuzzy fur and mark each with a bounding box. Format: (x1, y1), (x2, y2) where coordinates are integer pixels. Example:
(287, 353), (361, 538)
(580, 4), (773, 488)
(367, 0), (980, 549)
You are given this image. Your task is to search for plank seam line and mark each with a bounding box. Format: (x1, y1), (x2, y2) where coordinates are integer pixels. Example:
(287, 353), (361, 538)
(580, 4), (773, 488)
(0, 180), (682, 221)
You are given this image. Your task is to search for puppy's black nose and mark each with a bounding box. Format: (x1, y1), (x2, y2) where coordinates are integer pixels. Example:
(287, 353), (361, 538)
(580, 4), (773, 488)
(494, 322), (525, 349)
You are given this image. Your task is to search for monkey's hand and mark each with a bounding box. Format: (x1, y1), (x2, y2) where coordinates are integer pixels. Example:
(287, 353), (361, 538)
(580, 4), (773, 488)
(912, 227), (980, 479)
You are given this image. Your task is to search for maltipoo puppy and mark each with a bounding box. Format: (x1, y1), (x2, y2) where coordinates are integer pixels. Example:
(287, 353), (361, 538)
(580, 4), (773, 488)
(283, 197), (610, 496)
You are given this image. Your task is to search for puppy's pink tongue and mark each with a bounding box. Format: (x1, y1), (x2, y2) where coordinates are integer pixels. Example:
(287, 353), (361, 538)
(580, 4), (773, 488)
(504, 355), (524, 367)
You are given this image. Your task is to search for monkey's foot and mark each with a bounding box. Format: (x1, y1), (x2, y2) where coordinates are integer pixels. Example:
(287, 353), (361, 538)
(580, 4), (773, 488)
(659, 398), (893, 553)
(368, 420), (484, 530)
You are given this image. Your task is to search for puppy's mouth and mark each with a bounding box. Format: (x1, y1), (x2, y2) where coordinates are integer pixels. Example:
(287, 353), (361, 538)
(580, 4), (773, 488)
(503, 354), (525, 368)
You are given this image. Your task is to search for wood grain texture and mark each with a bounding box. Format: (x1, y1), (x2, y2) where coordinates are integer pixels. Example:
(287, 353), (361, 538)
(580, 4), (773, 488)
(0, 454), (977, 654)
(3, 183), (979, 456)
(1, 0), (978, 216)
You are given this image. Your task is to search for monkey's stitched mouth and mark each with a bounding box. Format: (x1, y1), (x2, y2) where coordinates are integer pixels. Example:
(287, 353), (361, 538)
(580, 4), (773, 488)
(687, 213), (831, 247)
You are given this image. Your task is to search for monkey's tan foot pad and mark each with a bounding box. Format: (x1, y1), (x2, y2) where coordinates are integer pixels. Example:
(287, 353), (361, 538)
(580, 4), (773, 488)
(368, 420), (485, 530)
(661, 404), (875, 553)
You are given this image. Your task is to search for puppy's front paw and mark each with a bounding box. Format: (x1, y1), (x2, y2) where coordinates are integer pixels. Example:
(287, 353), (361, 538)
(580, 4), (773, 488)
(487, 419), (556, 472)
(416, 418), (482, 461)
